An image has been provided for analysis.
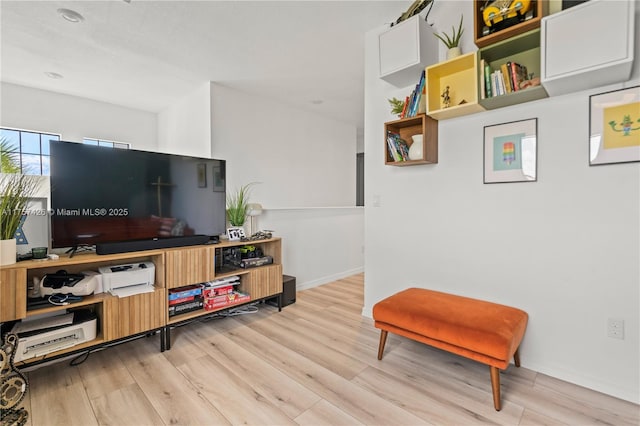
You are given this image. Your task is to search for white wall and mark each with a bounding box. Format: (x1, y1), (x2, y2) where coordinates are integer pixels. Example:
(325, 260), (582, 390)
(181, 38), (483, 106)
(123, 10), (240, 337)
(210, 83), (356, 208)
(157, 82), (212, 157)
(0, 82), (157, 150)
(210, 83), (363, 284)
(363, 2), (640, 404)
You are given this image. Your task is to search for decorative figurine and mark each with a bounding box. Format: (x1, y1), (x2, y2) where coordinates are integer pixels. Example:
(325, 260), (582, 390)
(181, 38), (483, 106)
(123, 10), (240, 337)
(441, 85), (451, 108)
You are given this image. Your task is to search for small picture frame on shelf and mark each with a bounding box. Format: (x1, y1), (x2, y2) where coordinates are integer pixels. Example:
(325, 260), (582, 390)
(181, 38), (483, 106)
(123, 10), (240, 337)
(227, 227), (245, 241)
(589, 85), (640, 166)
(483, 118), (537, 184)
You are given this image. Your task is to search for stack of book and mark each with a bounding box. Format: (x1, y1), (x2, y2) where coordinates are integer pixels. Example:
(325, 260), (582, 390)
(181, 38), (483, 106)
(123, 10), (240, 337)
(399, 70), (426, 119)
(480, 59), (528, 99)
(168, 284), (204, 317)
(386, 131), (410, 162)
(202, 276), (250, 311)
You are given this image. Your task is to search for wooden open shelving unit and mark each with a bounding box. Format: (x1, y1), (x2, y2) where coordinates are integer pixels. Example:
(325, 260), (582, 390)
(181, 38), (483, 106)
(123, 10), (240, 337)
(473, 0), (549, 48)
(384, 114), (438, 166)
(0, 237), (283, 364)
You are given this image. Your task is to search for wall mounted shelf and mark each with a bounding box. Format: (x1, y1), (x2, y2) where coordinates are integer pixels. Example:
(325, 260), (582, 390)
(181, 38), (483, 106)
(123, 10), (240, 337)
(378, 14), (439, 87)
(474, 0), (548, 48)
(384, 114), (438, 166)
(478, 28), (548, 110)
(541, 0), (635, 96)
(425, 52), (485, 120)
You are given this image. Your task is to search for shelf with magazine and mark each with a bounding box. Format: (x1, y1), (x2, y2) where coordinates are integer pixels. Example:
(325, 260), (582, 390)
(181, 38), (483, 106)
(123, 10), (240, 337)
(477, 28), (547, 110)
(384, 113), (438, 166)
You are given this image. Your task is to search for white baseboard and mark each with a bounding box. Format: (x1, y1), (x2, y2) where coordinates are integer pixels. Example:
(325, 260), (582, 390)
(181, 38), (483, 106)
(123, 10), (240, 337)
(296, 267), (364, 291)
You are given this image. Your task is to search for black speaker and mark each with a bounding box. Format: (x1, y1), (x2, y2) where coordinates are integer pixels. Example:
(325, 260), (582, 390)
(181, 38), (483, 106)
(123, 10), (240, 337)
(96, 235), (210, 255)
(267, 275), (296, 308)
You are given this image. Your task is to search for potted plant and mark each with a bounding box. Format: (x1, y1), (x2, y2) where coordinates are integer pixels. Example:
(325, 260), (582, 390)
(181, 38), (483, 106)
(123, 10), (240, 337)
(0, 139), (41, 265)
(434, 15), (464, 60)
(226, 182), (256, 239)
(388, 97), (405, 117)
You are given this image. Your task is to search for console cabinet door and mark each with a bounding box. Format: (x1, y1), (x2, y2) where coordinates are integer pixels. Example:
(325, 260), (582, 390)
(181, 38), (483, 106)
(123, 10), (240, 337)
(243, 265), (283, 300)
(111, 288), (166, 339)
(164, 246), (216, 289)
(0, 269), (27, 322)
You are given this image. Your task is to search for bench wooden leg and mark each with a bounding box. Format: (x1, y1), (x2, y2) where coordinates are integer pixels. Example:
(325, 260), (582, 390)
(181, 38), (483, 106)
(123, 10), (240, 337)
(490, 366), (501, 411)
(377, 330), (388, 360)
(514, 348), (521, 367)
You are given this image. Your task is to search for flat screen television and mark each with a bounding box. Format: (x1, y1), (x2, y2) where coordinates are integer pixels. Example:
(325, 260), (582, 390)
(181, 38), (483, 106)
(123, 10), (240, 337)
(49, 141), (226, 254)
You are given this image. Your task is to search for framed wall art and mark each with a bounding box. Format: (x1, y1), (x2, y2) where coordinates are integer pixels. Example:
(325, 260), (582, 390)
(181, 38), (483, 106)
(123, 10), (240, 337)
(197, 163), (207, 188)
(589, 85), (640, 166)
(483, 118), (537, 184)
(212, 164), (225, 192)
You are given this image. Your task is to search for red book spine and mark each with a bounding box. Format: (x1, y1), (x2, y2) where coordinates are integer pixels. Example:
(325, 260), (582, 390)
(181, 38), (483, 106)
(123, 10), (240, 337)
(510, 62), (519, 92)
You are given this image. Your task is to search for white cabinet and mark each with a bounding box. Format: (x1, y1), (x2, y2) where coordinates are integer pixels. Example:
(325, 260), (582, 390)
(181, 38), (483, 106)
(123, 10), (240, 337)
(541, 0), (635, 96)
(378, 15), (438, 87)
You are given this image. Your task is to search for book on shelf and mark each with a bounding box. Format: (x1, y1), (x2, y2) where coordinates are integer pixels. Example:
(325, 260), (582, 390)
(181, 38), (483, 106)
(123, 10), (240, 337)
(400, 96), (410, 118)
(400, 71), (425, 118)
(484, 63), (493, 98)
(500, 63), (512, 93)
(386, 131), (409, 162)
(479, 59), (486, 99)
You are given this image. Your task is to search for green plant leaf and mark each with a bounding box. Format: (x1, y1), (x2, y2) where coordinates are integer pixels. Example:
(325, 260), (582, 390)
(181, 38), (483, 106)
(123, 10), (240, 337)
(226, 182), (258, 226)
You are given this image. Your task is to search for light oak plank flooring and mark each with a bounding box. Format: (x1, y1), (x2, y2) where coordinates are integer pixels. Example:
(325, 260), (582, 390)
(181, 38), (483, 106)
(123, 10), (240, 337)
(19, 273), (639, 425)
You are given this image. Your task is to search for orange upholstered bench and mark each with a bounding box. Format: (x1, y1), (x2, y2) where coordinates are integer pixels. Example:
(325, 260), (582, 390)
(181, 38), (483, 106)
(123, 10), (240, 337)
(373, 288), (528, 411)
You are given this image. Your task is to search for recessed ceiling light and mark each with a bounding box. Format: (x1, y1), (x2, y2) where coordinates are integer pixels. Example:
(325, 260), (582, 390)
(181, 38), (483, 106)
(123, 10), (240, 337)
(57, 8), (84, 23)
(45, 72), (64, 79)
(310, 99), (324, 105)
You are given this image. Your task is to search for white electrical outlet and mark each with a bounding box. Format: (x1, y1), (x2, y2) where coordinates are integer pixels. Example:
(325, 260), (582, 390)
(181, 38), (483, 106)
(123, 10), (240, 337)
(607, 318), (625, 340)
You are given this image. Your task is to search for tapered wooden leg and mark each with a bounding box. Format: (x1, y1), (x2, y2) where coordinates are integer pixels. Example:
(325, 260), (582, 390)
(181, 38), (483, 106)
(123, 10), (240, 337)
(490, 366), (501, 411)
(377, 330), (388, 360)
(514, 348), (521, 367)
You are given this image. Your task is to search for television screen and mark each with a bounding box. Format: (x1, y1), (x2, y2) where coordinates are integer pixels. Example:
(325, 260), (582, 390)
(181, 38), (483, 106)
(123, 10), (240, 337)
(49, 141), (226, 251)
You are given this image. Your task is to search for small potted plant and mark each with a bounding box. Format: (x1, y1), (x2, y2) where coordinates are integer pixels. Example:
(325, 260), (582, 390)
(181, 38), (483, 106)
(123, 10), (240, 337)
(387, 97), (405, 117)
(226, 182), (256, 240)
(434, 15), (464, 60)
(0, 138), (41, 265)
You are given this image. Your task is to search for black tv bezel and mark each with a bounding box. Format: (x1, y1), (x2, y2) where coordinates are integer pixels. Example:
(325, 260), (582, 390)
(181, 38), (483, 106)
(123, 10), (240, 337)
(49, 141), (226, 254)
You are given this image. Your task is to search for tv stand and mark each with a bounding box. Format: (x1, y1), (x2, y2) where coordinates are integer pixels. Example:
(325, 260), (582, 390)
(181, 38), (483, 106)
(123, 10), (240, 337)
(0, 237), (283, 366)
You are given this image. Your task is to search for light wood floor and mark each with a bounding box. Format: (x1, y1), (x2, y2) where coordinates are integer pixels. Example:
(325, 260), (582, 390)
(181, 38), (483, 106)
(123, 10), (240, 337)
(17, 273), (639, 425)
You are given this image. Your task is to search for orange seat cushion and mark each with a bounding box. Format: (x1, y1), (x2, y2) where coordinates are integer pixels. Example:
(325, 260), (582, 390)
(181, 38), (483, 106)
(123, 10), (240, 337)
(373, 288), (528, 369)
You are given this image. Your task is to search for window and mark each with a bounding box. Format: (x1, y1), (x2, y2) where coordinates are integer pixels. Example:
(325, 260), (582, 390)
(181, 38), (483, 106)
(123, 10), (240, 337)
(0, 128), (60, 175)
(83, 138), (130, 149)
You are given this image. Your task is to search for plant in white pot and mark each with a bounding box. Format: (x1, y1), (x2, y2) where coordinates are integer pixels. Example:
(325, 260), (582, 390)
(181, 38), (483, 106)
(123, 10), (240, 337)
(434, 15), (464, 60)
(226, 182), (257, 240)
(0, 139), (41, 265)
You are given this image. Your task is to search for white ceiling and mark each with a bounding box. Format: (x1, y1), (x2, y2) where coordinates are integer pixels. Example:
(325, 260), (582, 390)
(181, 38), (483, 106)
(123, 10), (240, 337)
(1, 0), (411, 130)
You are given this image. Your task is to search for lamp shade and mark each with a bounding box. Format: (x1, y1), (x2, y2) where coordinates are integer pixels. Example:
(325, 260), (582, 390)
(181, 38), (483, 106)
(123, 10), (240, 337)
(246, 203), (263, 216)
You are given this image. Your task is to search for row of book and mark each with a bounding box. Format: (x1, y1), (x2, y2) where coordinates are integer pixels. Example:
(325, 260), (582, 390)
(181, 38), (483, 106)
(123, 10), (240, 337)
(480, 59), (528, 99)
(399, 70), (426, 119)
(386, 131), (410, 162)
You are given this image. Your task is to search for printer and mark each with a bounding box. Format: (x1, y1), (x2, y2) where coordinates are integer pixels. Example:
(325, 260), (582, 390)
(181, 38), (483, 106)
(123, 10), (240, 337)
(98, 262), (155, 297)
(39, 270), (102, 297)
(11, 309), (98, 362)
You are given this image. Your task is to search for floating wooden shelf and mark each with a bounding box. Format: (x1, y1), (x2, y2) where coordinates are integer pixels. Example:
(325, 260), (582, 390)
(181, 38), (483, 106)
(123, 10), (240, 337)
(473, 0), (548, 48)
(384, 114), (438, 166)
